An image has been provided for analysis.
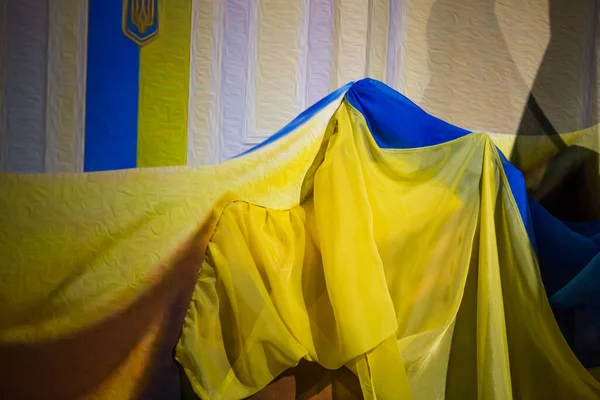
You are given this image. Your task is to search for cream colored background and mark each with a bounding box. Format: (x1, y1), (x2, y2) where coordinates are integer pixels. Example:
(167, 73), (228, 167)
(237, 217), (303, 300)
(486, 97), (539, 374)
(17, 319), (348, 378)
(0, 0), (598, 170)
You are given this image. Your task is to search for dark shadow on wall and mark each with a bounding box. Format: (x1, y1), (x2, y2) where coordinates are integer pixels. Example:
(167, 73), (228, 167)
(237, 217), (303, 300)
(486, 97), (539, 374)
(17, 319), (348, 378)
(423, 0), (530, 132)
(424, 0), (600, 371)
(516, 0), (600, 370)
(512, 0), (600, 222)
(424, 0), (599, 221)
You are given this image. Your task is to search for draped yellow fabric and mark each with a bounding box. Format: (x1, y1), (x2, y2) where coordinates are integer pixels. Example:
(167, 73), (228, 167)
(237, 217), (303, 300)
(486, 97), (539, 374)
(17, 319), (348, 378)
(0, 96), (342, 398)
(1, 91), (600, 399)
(175, 102), (600, 399)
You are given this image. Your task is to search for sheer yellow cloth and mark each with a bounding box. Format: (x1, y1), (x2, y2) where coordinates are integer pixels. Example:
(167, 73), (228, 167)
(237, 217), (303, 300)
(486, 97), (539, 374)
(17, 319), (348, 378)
(0, 95), (343, 398)
(176, 103), (600, 399)
(1, 94), (599, 398)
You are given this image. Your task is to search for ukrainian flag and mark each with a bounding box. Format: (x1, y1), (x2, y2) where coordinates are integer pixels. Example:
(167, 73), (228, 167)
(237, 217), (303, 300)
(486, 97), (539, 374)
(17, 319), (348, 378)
(84, 0), (191, 172)
(3, 75), (600, 398)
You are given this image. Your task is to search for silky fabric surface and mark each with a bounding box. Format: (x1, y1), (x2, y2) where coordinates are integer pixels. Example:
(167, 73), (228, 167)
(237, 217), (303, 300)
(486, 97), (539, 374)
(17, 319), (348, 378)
(247, 78), (600, 369)
(2, 79), (600, 399)
(342, 80), (600, 369)
(347, 79), (600, 369)
(342, 79), (537, 255)
(176, 101), (600, 399)
(0, 92), (346, 398)
(244, 78), (600, 371)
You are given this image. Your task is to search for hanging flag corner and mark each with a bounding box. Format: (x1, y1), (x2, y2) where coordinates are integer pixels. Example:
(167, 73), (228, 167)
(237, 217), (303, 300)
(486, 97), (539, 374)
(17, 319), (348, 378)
(122, 0), (159, 47)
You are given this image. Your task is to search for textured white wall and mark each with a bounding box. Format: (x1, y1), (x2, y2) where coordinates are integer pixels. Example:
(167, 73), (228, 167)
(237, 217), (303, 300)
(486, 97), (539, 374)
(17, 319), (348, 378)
(0, 0), (598, 169)
(0, 0), (87, 173)
(188, 0), (409, 163)
(402, 0), (599, 135)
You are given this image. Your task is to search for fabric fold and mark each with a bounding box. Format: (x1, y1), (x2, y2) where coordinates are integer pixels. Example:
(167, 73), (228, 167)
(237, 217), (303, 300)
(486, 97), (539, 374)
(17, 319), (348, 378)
(2, 79), (600, 399)
(177, 101), (600, 399)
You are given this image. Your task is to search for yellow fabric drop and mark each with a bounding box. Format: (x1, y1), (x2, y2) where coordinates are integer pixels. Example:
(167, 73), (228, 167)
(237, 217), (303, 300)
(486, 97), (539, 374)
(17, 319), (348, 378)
(176, 103), (600, 399)
(1, 93), (599, 398)
(0, 96), (344, 398)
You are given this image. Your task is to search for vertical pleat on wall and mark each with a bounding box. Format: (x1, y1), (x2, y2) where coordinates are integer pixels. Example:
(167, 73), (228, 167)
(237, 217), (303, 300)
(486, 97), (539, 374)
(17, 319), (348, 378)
(218, 0), (253, 160)
(186, 0), (219, 166)
(368, 0), (390, 83)
(0, 0), (88, 173)
(45, 0), (88, 173)
(253, 0), (304, 136)
(3, 0), (49, 173)
(386, 0), (408, 92)
(0, 1), (6, 170)
(305, 0), (335, 107)
(331, 0), (369, 90)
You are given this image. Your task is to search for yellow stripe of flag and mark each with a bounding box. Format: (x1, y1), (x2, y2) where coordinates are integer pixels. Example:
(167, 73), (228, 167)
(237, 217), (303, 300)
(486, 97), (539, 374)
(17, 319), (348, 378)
(137, 0), (192, 167)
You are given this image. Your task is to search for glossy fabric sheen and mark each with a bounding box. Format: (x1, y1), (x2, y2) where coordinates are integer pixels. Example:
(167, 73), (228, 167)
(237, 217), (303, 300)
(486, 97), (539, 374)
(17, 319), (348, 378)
(0, 94), (344, 399)
(2, 79), (600, 399)
(249, 78), (600, 369)
(343, 79), (600, 369)
(173, 102), (600, 399)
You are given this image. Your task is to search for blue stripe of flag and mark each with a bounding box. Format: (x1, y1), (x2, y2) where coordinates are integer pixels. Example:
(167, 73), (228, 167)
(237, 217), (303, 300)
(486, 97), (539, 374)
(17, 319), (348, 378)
(84, 0), (140, 172)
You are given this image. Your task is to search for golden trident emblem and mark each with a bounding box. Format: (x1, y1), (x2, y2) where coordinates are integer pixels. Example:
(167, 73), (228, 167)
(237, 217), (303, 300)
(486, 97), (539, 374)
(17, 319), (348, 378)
(131, 0), (154, 34)
(123, 0), (159, 46)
